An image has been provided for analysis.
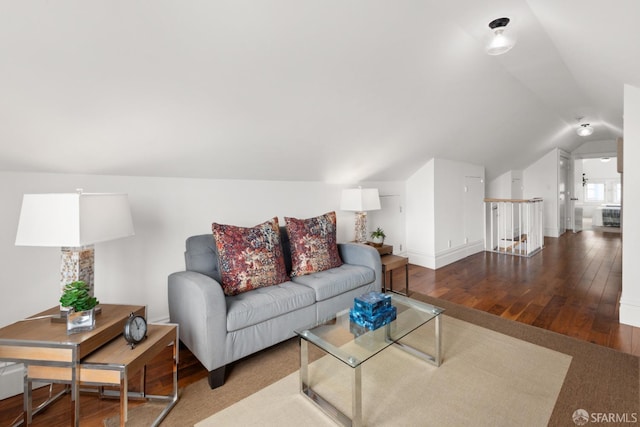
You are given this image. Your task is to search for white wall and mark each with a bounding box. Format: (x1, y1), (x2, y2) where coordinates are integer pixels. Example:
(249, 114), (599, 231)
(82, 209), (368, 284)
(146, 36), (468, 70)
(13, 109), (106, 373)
(523, 149), (559, 237)
(406, 158), (484, 269)
(621, 84), (640, 327)
(487, 171), (511, 199)
(406, 159), (435, 266)
(434, 159), (484, 253)
(367, 193), (406, 255)
(581, 158), (619, 180)
(572, 139), (618, 158)
(487, 170), (523, 199)
(0, 171), (404, 328)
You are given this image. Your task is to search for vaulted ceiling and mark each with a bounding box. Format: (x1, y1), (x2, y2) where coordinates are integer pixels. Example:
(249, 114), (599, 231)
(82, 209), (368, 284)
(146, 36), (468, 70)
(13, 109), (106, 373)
(1, 1), (638, 183)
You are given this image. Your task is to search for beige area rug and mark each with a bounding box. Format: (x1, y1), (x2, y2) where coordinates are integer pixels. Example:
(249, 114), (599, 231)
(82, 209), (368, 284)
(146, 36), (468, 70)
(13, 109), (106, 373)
(104, 292), (640, 427)
(195, 316), (572, 427)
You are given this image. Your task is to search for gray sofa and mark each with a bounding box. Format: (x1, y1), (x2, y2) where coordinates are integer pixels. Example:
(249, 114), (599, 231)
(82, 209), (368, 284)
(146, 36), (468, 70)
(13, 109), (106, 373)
(168, 228), (382, 389)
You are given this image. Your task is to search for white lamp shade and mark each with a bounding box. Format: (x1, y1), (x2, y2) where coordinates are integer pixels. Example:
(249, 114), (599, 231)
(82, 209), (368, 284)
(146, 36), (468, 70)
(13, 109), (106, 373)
(340, 188), (381, 212)
(15, 193), (135, 247)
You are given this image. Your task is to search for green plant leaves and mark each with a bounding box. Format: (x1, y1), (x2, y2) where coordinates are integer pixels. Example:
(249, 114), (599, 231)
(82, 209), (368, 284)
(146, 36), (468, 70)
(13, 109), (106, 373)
(59, 281), (99, 311)
(370, 227), (386, 239)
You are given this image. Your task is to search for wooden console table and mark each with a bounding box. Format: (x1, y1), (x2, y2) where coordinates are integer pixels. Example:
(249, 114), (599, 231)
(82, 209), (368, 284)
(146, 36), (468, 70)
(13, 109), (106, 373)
(0, 304), (178, 426)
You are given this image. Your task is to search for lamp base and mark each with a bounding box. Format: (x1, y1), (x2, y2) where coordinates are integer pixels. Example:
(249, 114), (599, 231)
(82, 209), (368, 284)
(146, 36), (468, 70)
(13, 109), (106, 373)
(61, 245), (95, 297)
(354, 212), (368, 244)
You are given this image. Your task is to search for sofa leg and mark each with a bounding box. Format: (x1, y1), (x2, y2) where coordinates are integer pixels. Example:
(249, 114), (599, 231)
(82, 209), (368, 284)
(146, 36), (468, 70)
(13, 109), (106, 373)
(208, 366), (226, 389)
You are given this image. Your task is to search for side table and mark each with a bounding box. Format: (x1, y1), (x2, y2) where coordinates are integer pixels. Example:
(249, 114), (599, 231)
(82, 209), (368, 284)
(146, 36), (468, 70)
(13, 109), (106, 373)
(0, 304), (145, 426)
(381, 254), (409, 296)
(26, 324), (179, 427)
(81, 324), (178, 426)
(364, 242), (392, 256)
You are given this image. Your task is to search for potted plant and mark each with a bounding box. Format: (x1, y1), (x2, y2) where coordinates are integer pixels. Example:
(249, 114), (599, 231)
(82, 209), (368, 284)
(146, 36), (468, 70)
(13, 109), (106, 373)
(60, 281), (99, 334)
(370, 227), (386, 247)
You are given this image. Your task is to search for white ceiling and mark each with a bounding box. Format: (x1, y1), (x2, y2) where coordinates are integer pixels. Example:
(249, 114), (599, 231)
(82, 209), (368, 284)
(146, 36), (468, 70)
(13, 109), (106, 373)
(1, 1), (638, 183)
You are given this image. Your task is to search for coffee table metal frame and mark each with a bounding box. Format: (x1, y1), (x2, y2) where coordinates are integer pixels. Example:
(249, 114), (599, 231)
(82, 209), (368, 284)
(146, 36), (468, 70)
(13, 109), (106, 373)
(296, 294), (444, 427)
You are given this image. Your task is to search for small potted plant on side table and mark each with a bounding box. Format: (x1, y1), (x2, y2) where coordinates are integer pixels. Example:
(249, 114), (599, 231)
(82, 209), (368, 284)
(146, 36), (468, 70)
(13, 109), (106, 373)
(369, 227), (386, 247)
(60, 281), (99, 334)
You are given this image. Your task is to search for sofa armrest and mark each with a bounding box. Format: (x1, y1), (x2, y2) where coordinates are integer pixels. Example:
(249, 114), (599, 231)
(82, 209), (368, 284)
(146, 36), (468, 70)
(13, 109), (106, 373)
(168, 271), (227, 371)
(338, 243), (383, 292)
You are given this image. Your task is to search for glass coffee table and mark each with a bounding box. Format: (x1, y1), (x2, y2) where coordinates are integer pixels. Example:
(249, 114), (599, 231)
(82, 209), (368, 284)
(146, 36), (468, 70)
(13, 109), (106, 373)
(295, 293), (444, 427)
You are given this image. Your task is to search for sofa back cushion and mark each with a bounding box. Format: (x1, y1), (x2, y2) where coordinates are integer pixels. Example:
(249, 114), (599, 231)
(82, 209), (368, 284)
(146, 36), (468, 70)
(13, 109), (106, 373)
(212, 217), (290, 296)
(185, 234), (222, 282)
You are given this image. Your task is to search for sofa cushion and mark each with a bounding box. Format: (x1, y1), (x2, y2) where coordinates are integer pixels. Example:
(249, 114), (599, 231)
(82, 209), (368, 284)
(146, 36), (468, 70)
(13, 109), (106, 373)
(226, 281), (316, 331)
(185, 234), (221, 282)
(212, 217), (290, 296)
(291, 264), (375, 301)
(285, 211), (342, 277)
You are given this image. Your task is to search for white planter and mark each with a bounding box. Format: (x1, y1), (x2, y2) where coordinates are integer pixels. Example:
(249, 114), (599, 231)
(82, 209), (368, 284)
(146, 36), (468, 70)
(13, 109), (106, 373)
(371, 236), (384, 246)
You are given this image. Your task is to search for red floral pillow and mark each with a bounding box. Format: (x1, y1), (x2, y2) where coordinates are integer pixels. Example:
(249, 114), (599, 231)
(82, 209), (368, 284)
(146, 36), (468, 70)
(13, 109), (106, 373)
(285, 211), (342, 277)
(212, 217), (290, 296)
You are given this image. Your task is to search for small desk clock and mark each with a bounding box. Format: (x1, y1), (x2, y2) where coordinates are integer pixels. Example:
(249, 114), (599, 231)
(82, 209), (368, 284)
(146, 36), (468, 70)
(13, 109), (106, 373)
(123, 312), (147, 349)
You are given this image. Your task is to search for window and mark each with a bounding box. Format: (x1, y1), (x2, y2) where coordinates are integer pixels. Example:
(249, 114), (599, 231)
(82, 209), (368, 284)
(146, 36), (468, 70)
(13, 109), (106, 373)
(585, 183), (605, 202)
(614, 183), (621, 203)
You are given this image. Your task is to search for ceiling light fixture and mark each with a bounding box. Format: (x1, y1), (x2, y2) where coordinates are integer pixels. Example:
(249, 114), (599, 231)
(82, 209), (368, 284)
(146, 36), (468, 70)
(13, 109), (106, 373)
(486, 17), (516, 56)
(576, 123), (594, 137)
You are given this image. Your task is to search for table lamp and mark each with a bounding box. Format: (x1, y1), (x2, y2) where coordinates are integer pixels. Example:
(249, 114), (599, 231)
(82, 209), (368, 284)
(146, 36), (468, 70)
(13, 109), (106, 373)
(15, 190), (135, 317)
(340, 188), (381, 243)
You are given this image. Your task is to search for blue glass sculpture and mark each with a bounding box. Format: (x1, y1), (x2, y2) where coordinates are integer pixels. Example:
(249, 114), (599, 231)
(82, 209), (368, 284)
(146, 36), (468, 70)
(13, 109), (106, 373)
(349, 291), (397, 331)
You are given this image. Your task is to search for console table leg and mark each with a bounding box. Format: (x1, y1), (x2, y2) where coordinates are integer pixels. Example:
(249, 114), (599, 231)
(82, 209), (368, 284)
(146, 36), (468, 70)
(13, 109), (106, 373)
(352, 365), (362, 427)
(404, 264), (409, 296)
(300, 339), (309, 393)
(435, 314), (441, 367)
(23, 369), (32, 425)
(120, 375), (128, 426)
(72, 363), (80, 427)
(141, 364), (147, 396)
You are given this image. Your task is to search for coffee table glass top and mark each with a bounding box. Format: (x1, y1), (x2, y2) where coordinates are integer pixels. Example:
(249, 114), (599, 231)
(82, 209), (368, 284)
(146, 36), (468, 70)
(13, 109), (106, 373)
(295, 294), (444, 368)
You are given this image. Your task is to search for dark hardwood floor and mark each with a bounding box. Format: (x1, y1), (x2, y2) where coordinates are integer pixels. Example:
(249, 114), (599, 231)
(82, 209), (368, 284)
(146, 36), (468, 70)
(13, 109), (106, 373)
(1, 229), (637, 426)
(408, 229), (639, 356)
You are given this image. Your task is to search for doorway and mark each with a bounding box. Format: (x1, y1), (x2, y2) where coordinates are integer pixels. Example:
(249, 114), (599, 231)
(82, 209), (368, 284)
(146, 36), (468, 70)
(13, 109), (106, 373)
(573, 156), (621, 233)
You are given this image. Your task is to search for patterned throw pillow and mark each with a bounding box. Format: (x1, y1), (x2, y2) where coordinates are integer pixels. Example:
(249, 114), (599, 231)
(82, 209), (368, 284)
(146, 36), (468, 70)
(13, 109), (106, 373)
(285, 211), (342, 277)
(212, 217), (290, 296)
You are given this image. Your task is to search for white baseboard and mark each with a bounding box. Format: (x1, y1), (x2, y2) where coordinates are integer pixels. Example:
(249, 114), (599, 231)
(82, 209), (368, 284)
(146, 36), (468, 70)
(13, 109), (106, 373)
(434, 241), (484, 269)
(545, 227), (560, 238)
(619, 298), (640, 328)
(407, 241), (484, 270)
(406, 251), (436, 269)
